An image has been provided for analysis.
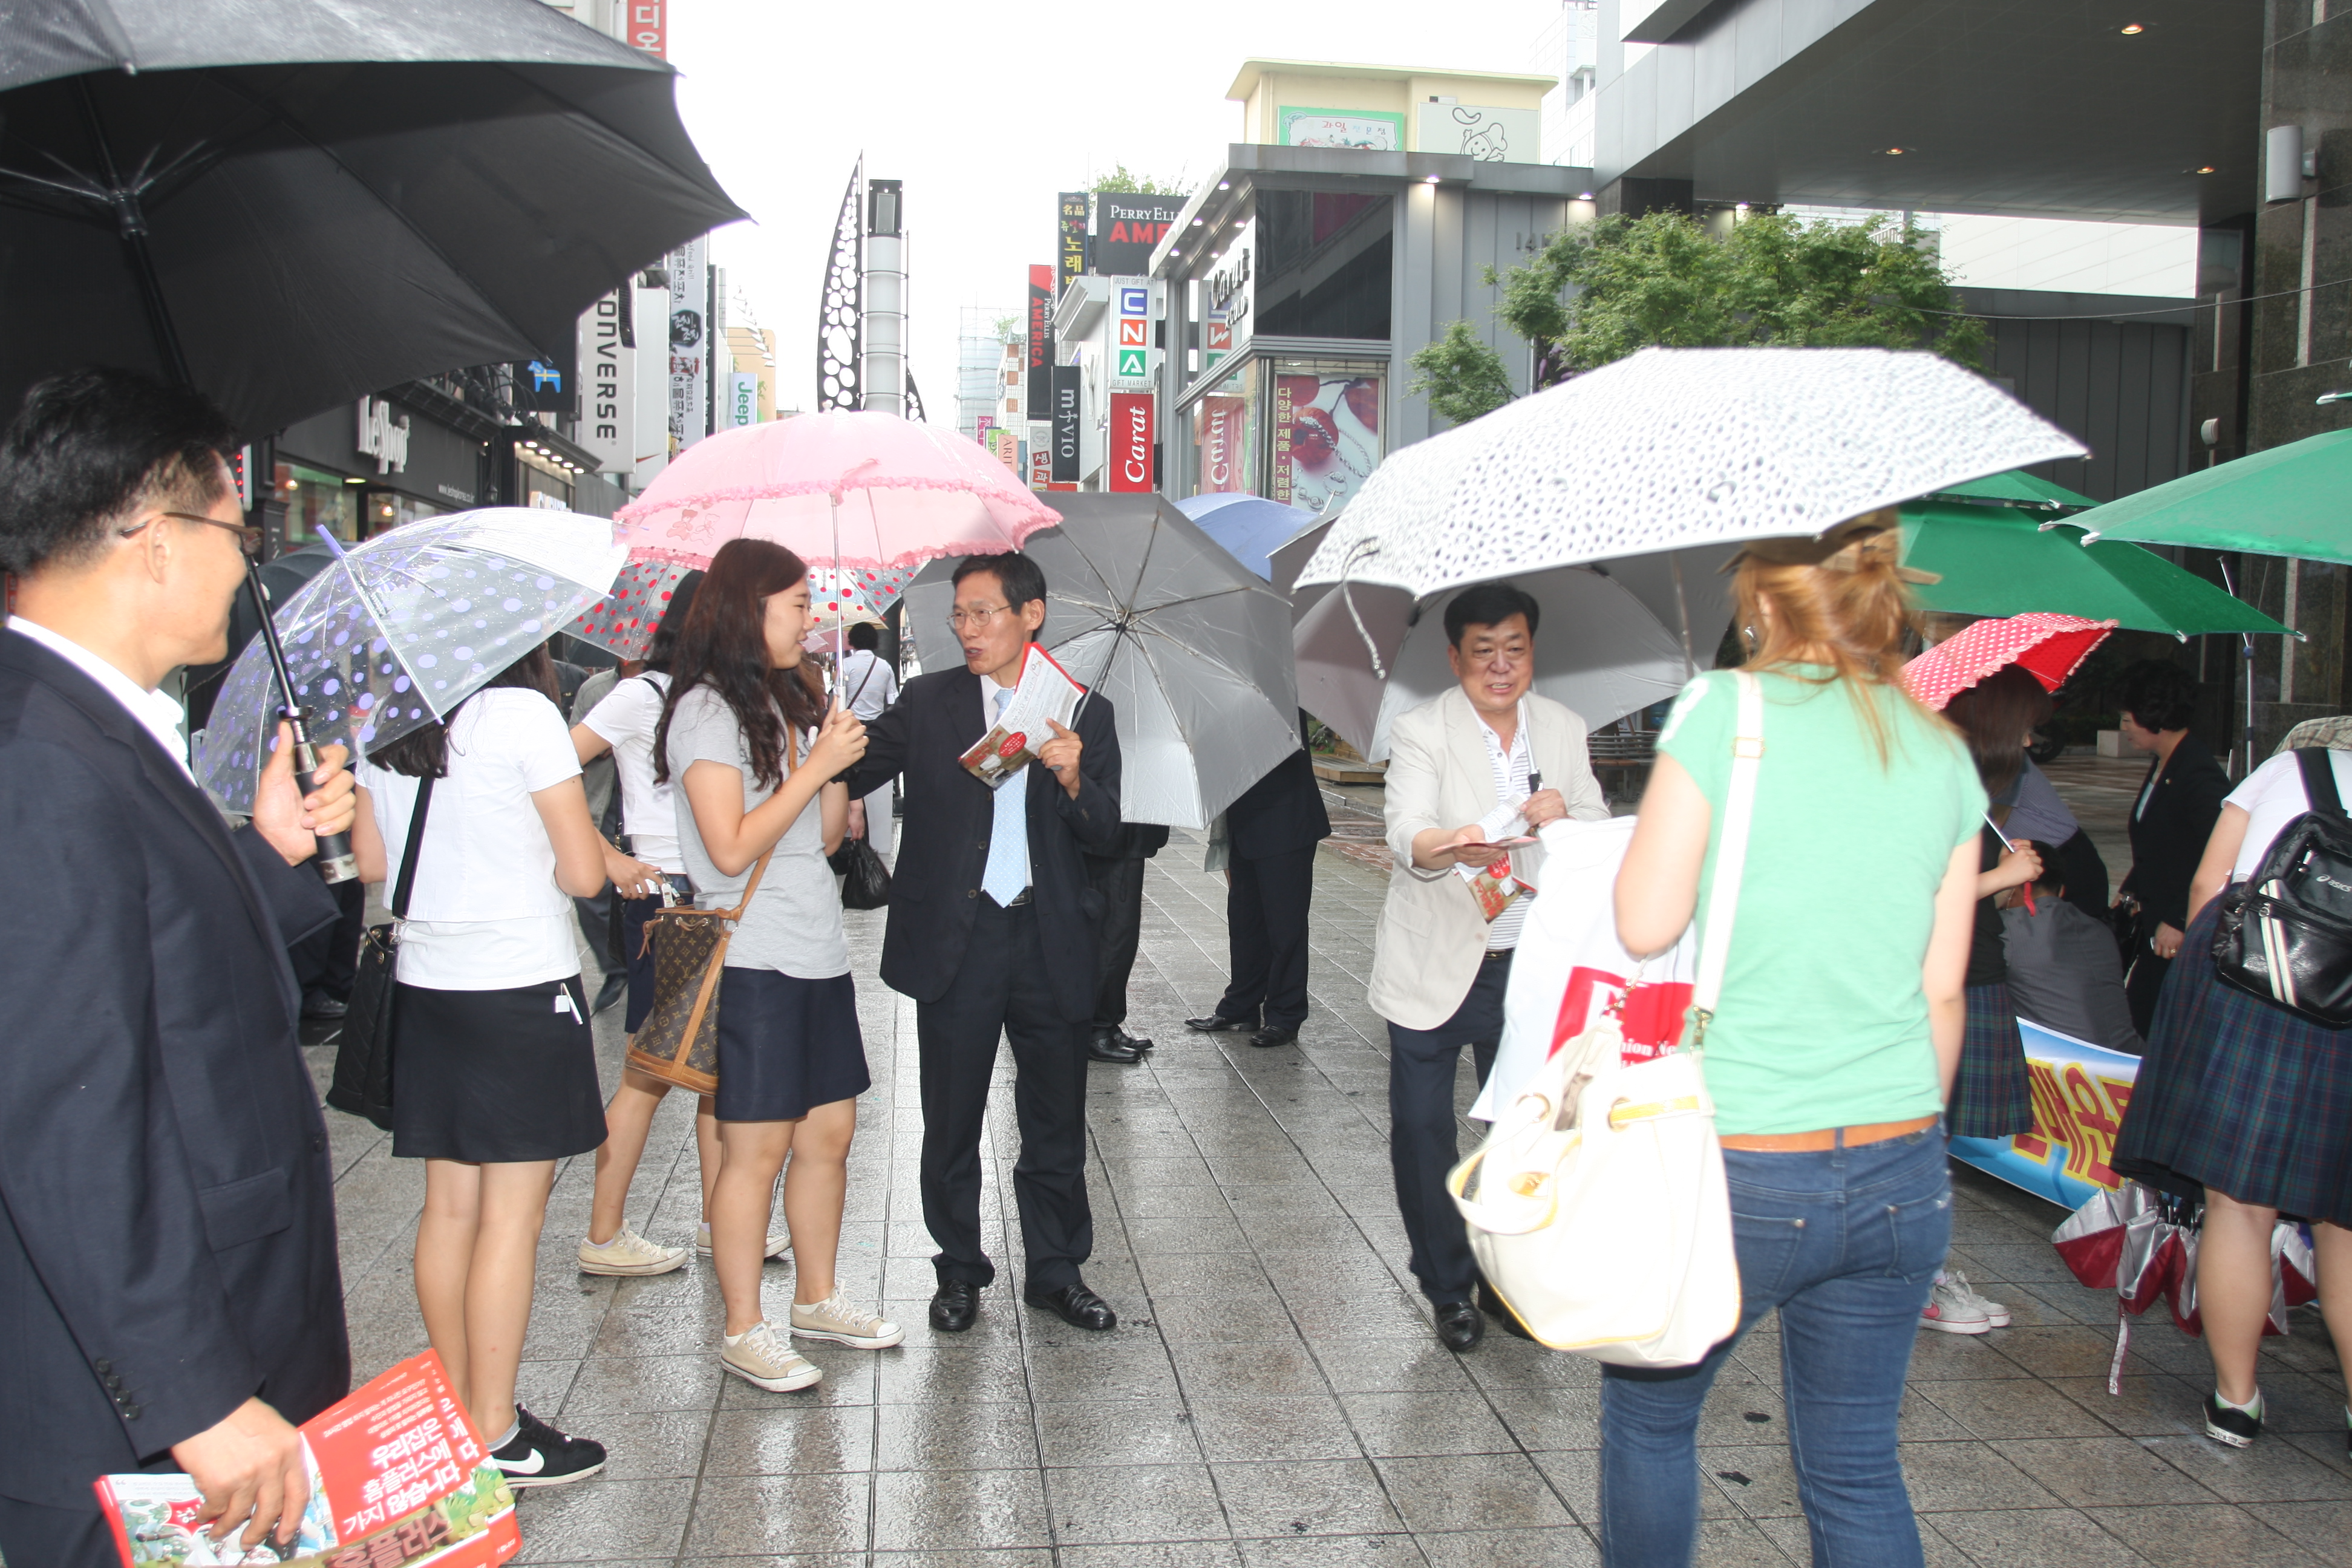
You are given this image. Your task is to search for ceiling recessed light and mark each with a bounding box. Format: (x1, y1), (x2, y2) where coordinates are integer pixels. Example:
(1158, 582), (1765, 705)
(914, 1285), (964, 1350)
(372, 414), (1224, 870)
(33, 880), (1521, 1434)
(1192, 217), (1204, 225)
(1884, 146), (1908, 155)
(1577, 191), (1594, 200)
(2120, 22), (2145, 33)
(1424, 174), (1441, 185)
(1217, 180), (1230, 190)
(2194, 165), (2216, 174)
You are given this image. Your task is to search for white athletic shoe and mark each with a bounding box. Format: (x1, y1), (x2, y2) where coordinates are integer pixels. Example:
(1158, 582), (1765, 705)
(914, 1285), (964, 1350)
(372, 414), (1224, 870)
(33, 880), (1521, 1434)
(1942, 1269), (2011, 1328)
(720, 1320), (822, 1392)
(577, 1227), (690, 1277)
(1919, 1275), (1994, 1334)
(790, 1294), (905, 1350)
(699, 1220), (791, 1259)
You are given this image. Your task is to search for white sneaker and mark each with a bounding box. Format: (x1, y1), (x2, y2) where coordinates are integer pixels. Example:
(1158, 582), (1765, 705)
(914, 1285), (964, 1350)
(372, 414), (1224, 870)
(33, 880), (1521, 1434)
(577, 1227), (690, 1277)
(1919, 1275), (1994, 1334)
(699, 1220), (791, 1259)
(720, 1321), (822, 1391)
(791, 1294), (905, 1350)
(1942, 1269), (2011, 1328)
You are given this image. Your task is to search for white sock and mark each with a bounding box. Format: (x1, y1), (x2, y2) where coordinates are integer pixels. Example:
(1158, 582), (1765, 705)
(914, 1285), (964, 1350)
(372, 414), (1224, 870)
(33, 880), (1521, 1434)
(583, 1232), (620, 1249)
(490, 1417), (521, 1449)
(2215, 1388), (2262, 1416)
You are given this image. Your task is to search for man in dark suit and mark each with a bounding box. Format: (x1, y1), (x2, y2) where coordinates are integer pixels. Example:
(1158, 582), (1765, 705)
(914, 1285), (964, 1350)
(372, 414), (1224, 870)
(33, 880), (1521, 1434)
(1186, 746), (1332, 1048)
(0, 370), (358, 1566)
(1085, 820), (1171, 1061)
(842, 552), (1124, 1334)
(2114, 660), (2232, 1035)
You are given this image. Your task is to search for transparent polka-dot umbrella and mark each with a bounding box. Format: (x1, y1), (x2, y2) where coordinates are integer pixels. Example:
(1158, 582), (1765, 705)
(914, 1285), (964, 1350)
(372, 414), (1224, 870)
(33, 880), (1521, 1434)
(197, 508), (627, 811)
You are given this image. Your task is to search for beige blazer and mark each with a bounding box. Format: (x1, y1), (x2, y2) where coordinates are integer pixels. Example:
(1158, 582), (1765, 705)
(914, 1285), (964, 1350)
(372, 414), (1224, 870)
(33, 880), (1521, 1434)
(1370, 687), (1610, 1031)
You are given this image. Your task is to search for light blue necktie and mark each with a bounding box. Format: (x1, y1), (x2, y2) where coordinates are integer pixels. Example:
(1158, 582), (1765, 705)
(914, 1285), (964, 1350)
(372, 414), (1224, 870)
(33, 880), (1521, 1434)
(981, 687), (1031, 904)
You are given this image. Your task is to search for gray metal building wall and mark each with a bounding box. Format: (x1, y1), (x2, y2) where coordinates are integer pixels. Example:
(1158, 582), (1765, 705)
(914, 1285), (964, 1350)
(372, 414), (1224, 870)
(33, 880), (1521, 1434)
(1396, 185), (1583, 444)
(1960, 289), (2194, 503)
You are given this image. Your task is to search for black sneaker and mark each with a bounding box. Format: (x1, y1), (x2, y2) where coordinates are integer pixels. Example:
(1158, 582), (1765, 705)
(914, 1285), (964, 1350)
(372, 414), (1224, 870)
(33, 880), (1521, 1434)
(489, 1405), (606, 1488)
(2203, 1393), (2262, 1449)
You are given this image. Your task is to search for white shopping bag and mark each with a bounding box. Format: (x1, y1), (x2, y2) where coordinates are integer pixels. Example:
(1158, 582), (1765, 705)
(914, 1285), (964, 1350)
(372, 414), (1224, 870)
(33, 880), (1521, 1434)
(1471, 815), (1699, 1121)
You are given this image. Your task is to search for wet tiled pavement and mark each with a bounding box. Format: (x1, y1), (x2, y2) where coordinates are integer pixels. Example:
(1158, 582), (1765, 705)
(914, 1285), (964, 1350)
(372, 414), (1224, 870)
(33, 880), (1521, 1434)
(317, 808), (2352, 1566)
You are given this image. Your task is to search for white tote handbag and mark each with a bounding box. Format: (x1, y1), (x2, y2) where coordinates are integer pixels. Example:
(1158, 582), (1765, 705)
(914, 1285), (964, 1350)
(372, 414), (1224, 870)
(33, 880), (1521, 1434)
(1446, 671), (1763, 1367)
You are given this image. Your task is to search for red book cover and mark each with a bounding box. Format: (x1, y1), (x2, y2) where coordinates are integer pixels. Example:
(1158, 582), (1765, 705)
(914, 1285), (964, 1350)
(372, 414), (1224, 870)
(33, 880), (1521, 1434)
(94, 1351), (520, 1568)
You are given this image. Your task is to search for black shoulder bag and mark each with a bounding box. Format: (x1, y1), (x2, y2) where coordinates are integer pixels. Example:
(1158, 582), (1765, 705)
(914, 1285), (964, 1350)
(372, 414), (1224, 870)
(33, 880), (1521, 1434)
(2211, 748), (2352, 1025)
(325, 776), (434, 1129)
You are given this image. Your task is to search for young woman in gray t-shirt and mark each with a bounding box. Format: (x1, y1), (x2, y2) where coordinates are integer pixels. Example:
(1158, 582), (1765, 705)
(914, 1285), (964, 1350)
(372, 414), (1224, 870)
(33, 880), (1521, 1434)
(653, 538), (901, 1393)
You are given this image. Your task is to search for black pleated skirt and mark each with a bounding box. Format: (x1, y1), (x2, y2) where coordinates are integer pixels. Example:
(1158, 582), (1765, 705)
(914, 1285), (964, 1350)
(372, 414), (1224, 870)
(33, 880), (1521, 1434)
(390, 975), (607, 1162)
(713, 966), (869, 1123)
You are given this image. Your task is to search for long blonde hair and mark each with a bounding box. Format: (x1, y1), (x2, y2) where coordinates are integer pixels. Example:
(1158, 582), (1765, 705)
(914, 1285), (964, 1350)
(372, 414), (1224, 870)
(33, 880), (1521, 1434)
(1730, 511), (1939, 762)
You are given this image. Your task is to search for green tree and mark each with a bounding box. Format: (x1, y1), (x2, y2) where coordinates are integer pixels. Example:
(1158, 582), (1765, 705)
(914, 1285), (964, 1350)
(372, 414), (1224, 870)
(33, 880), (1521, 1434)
(1093, 162), (1189, 195)
(1414, 210), (1989, 426)
(1407, 321), (1517, 425)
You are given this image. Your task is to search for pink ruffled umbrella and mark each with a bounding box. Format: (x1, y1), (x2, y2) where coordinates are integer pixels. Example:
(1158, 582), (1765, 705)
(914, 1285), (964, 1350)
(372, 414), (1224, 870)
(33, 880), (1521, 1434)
(612, 410), (1060, 572)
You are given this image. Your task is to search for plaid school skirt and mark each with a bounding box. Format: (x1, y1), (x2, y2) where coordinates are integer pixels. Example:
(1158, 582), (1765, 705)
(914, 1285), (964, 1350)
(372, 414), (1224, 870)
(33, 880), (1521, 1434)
(1947, 982), (2035, 1140)
(2113, 900), (2352, 1226)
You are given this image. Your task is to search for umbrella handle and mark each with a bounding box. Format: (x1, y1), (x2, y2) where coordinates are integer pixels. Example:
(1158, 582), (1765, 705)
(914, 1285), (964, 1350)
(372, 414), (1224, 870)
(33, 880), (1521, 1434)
(1339, 539), (1387, 680)
(245, 563), (359, 884)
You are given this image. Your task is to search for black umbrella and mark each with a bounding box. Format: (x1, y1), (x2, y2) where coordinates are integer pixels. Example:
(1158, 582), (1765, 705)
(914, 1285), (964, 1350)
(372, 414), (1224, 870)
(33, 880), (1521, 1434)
(0, 0), (745, 437)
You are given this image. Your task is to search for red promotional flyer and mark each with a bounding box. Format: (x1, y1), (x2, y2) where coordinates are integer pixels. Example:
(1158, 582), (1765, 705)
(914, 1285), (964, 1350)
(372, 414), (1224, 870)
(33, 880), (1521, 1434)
(96, 1352), (519, 1568)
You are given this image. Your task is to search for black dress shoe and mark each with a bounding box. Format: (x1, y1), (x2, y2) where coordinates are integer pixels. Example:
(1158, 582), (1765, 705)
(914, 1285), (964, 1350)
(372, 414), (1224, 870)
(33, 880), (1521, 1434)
(1184, 1014), (1258, 1033)
(592, 973), (628, 1016)
(1477, 1278), (1535, 1341)
(301, 990), (348, 1021)
(1110, 1026), (1154, 1052)
(1088, 1028), (1143, 1064)
(930, 1279), (978, 1332)
(1024, 1280), (1117, 1330)
(1249, 1025), (1299, 1048)
(1434, 1299), (1485, 1351)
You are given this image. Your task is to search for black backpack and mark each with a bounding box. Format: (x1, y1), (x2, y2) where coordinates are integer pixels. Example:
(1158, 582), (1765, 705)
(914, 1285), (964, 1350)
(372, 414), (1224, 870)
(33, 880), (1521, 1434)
(2212, 748), (2352, 1025)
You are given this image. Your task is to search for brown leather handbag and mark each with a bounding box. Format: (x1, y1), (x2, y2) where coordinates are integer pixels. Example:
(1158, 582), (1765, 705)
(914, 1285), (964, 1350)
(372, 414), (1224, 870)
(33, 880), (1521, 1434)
(626, 844), (774, 1094)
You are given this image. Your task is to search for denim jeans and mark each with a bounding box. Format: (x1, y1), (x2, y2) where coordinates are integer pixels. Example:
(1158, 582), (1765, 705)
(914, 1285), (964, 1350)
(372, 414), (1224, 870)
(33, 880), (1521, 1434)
(1598, 1128), (1950, 1567)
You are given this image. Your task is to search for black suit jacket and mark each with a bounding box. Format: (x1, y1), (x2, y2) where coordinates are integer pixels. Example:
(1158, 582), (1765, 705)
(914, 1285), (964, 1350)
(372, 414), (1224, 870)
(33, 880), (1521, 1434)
(1226, 749), (1332, 860)
(843, 665), (1122, 1021)
(2120, 733), (2232, 930)
(0, 630), (348, 1505)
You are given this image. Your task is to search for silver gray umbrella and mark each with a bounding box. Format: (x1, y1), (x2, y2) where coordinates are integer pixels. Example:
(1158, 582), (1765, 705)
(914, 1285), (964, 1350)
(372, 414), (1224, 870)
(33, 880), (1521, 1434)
(905, 494), (1301, 829)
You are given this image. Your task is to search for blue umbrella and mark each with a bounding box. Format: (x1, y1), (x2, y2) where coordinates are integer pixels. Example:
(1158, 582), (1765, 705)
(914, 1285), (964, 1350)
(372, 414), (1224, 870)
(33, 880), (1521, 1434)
(197, 509), (624, 811)
(1175, 494), (1320, 582)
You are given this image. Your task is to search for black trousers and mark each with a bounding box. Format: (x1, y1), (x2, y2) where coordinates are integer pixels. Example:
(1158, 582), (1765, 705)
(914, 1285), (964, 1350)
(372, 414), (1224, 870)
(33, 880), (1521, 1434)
(0, 1488), (113, 1568)
(1217, 845), (1318, 1030)
(1388, 951), (1511, 1305)
(915, 898), (1093, 1293)
(1086, 854), (1148, 1027)
(2124, 932), (2172, 1040)
(289, 875), (366, 1002)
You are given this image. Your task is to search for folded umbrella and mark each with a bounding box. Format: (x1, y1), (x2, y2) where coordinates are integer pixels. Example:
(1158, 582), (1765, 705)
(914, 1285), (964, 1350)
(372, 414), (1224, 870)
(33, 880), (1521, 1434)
(903, 494), (1301, 829)
(1, 0), (743, 436)
(1901, 613), (2118, 711)
(197, 509), (625, 810)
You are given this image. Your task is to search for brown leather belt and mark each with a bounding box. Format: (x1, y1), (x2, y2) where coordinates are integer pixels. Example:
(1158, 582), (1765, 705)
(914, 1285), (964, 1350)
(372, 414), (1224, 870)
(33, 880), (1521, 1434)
(1719, 1113), (1939, 1152)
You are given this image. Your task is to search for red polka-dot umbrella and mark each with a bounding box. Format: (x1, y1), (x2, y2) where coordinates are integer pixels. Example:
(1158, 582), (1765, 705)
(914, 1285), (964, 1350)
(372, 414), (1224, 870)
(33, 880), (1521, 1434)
(562, 557), (697, 662)
(1902, 612), (2118, 711)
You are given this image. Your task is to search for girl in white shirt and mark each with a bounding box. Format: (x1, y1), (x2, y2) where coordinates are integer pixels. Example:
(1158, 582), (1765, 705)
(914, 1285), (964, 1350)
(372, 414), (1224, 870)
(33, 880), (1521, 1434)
(351, 643), (645, 1488)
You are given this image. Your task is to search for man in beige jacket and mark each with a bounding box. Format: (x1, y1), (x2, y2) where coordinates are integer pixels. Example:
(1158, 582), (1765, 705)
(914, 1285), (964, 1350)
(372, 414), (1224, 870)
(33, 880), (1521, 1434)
(1373, 581), (1609, 1350)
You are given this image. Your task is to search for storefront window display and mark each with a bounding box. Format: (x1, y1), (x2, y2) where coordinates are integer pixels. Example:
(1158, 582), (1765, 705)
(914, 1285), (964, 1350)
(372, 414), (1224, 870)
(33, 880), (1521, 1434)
(361, 491), (448, 538)
(1188, 359), (1262, 498)
(276, 463), (360, 545)
(1269, 360), (1383, 512)
(517, 448), (575, 511)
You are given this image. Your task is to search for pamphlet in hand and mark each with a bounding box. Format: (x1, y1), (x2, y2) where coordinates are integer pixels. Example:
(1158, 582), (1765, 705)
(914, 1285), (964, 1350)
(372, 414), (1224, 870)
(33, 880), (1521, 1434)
(959, 644), (1086, 789)
(95, 1350), (519, 1568)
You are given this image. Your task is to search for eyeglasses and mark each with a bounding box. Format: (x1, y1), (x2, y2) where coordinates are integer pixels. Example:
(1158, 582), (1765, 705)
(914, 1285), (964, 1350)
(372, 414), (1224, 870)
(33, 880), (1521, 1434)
(947, 603), (1014, 630)
(118, 511), (264, 557)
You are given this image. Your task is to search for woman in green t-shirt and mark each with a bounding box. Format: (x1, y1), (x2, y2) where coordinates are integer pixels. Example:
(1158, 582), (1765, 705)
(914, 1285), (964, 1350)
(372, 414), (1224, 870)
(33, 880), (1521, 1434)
(1605, 512), (1984, 1567)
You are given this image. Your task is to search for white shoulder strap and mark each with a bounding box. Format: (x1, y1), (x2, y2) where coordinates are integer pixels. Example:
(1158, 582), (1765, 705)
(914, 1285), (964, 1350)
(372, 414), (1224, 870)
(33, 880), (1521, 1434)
(1689, 670), (1765, 1042)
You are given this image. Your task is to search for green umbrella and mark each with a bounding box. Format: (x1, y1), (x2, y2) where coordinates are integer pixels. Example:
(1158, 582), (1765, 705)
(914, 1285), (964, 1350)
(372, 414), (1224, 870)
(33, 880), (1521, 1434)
(2072, 428), (2352, 561)
(1935, 470), (2099, 511)
(1900, 500), (2292, 639)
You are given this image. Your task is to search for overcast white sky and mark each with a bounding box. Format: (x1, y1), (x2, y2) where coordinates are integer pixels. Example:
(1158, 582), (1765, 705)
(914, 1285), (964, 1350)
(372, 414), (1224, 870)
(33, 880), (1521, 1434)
(664, 0), (1566, 422)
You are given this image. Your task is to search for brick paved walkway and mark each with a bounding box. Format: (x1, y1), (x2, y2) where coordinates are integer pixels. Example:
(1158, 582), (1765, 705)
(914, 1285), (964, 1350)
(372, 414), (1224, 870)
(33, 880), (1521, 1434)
(315, 819), (2352, 1566)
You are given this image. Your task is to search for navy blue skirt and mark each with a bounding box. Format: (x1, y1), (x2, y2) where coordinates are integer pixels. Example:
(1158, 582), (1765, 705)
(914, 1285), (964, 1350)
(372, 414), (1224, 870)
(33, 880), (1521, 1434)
(713, 966), (870, 1122)
(391, 975), (606, 1162)
(1947, 982), (2034, 1140)
(2114, 899), (2352, 1225)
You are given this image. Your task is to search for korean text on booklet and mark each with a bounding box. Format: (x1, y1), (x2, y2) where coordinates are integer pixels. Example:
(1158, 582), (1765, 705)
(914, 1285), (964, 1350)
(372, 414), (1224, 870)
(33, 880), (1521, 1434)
(96, 1350), (519, 1568)
(959, 643), (1086, 789)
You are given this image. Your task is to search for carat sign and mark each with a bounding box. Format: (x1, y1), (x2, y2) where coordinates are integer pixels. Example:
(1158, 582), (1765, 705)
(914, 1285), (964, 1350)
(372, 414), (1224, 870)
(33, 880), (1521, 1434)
(1109, 392), (1154, 493)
